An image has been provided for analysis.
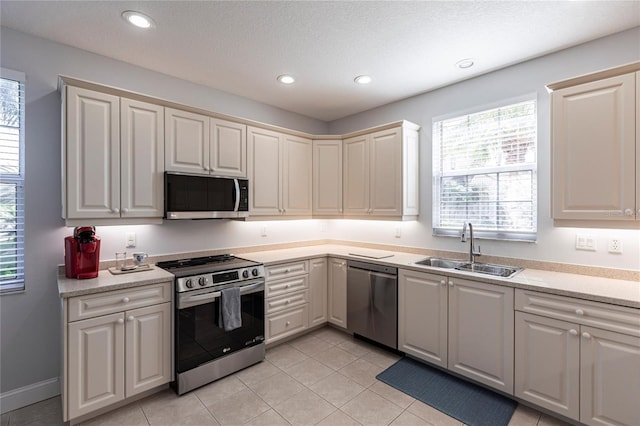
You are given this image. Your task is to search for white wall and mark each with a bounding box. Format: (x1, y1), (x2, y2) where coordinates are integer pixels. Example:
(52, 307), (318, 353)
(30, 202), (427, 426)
(1, 24), (639, 411)
(328, 27), (640, 271)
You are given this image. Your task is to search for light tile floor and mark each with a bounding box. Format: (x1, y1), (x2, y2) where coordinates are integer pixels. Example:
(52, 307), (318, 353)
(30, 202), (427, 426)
(1, 326), (573, 426)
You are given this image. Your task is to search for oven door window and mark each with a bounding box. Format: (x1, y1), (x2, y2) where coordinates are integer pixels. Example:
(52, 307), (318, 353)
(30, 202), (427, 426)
(176, 290), (264, 373)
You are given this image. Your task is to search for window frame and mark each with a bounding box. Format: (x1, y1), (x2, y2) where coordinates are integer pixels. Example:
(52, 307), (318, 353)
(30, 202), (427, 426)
(432, 94), (538, 242)
(1, 68), (26, 294)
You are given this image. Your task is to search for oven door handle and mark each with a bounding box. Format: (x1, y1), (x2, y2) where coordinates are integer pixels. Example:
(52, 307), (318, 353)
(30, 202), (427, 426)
(177, 281), (264, 309)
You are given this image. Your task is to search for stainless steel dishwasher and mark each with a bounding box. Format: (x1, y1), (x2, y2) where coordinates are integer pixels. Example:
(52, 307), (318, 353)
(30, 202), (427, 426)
(347, 260), (398, 349)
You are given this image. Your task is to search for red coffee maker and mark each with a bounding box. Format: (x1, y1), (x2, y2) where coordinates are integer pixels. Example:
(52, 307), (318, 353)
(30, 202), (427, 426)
(65, 226), (101, 279)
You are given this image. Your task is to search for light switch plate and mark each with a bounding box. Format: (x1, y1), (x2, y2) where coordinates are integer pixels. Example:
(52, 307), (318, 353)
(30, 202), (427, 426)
(576, 234), (596, 251)
(126, 232), (136, 248)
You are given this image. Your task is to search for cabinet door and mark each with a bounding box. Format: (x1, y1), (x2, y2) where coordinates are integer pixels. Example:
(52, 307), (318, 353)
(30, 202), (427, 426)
(210, 118), (246, 178)
(369, 128), (402, 216)
(282, 134), (312, 215)
(580, 326), (640, 426)
(448, 278), (514, 394)
(68, 312), (125, 419)
(514, 312), (579, 420)
(165, 108), (210, 174)
(343, 134), (370, 215)
(248, 127), (281, 215)
(398, 270), (448, 368)
(120, 98), (164, 218)
(309, 257), (328, 327)
(125, 302), (172, 397)
(552, 73), (636, 220)
(328, 258), (347, 328)
(313, 140), (343, 215)
(636, 72), (640, 220)
(66, 86), (120, 219)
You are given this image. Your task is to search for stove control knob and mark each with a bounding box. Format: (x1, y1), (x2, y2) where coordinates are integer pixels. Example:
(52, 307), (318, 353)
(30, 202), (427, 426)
(252, 268), (259, 277)
(198, 277), (209, 286)
(185, 279), (193, 289)
(242, 270), (250, 278)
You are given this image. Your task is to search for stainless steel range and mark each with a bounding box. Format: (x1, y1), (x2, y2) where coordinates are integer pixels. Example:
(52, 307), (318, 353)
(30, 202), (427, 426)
(157, 254), (265, 395)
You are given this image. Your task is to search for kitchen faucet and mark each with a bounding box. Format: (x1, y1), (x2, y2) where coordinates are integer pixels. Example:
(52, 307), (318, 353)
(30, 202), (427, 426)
(461, 222), (481, 264)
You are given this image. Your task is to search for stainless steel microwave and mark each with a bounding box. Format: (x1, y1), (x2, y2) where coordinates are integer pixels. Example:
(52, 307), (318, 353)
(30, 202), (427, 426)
(164, 172), (249, 219)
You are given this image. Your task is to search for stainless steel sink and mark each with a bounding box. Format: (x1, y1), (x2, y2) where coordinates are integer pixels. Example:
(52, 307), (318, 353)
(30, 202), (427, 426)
(456, 262), (522, 278)
(413, 257), (522, 278)
(414, 257), (465, 269)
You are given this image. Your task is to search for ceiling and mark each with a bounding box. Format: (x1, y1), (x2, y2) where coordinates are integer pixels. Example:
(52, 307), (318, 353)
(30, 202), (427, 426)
(2, 1), (639, 122)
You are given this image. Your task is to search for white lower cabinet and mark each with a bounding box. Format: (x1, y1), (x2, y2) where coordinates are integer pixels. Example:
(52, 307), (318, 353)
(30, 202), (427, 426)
(515, 289), (640, 426)
(309, 257), (328, 327)
(264, 261), (310, 344)
(328, 257), (348, 329)
(398, 270), (514, 394)
(64, 282), (172, 421)
(398, 269), (448, 368)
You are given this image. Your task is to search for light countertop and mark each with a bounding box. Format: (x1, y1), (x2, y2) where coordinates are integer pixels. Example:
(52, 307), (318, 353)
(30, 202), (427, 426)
(58, 244), (640, 309)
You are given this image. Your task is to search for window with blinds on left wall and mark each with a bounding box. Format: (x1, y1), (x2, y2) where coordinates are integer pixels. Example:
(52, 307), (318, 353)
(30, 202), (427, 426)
(0, 69), (25, 293)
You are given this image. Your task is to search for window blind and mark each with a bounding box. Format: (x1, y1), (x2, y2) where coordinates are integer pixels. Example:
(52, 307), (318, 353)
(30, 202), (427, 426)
(432, 99), (537, 241)
(0, 72), (25, 292)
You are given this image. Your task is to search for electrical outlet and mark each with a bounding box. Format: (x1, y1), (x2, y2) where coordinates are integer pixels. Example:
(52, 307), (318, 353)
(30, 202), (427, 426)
(575, 234), (596, 251)
(126, 232), (136, 248)
(608, 239), (623, 254)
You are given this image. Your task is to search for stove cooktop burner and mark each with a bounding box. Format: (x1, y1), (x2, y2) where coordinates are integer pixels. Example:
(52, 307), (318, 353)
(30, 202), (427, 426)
(156, 254), (236, 270)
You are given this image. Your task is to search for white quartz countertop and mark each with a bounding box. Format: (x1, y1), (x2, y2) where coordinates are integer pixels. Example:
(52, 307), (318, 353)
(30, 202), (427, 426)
(57, 244), (640, 308)
(241, 244), (640, 309)
(58, 266), (175, 298)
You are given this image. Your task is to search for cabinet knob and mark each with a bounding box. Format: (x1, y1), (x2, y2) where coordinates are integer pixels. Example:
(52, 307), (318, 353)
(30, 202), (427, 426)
(116, 318), (124, 324)
(285, 284), (290, 288)
(285, 321), (291, 326)
(285, 300), (289, 305)
(127, 315), (134, 322)
(448, 280), (454, 287)
(282, 208), (286, 214)
(112, 208), (119, 213)
(122, 297), (130, 303)
(440, 280), (446, 286)
(569, 329), (578, 336)
(582, 332), (592, 340)
(575, 309), (584, 316)
(122, 208), (128, 213)
(339, 209), (342, 213)
(624, 208), (633, 216)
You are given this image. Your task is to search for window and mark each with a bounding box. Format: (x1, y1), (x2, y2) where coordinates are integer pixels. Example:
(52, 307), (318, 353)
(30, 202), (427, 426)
(0, 69), (25, 292)
(432, 98), (537, 241)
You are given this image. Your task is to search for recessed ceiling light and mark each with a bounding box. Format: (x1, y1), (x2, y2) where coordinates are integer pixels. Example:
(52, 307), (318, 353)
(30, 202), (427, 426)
(277, 75), (295, 84)
(122, 11), (155, 29)
(455, 59), (475, 69)
(354, 75), (372, 85)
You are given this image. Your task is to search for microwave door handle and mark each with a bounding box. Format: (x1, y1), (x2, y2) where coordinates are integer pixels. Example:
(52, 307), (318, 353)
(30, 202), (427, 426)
(233, 179), (240, 212)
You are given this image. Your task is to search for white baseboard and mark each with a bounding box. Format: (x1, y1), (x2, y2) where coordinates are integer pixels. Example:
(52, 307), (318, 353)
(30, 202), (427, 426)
(0, 377), (60, 414)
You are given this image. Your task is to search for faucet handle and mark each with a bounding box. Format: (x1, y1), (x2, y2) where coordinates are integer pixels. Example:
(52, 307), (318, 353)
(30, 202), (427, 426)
(461, 222), (467, 242)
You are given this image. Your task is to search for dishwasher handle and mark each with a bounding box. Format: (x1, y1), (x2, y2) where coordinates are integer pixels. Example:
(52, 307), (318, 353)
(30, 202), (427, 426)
(347, 260), (397, 276)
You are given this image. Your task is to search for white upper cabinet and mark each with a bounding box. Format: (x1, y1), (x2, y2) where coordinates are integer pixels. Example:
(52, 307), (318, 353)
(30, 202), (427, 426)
(66, 86), (120, 219)
(550, 64), (640, 224)
(343, 122), (419, 220)
(313, 140), (343, 216)
(248, 126), (312, 217)
(164, 108), (210, 174)
(209, 118), (247, 178)
(120, 99), (164, 218)
(64, 86), (164, 222)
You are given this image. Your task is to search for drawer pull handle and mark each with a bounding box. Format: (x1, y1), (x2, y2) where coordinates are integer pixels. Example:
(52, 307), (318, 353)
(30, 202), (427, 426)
(122, 297), (130, 303)
(575, 309), (584, 316)
(582, 332), (592, 340)
(116, 318), (124, 324)
(569, 329), (578, 336)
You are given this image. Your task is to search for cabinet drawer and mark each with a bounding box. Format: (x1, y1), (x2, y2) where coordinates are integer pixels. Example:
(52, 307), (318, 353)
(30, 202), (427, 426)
(266, 289), (308, 314)
(68, 281), (172, 322)
(266, 275), (308, 298)
(265, 261), (309, 281)
(515, 289), (640, 337)
(266, 304), (308, 344)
